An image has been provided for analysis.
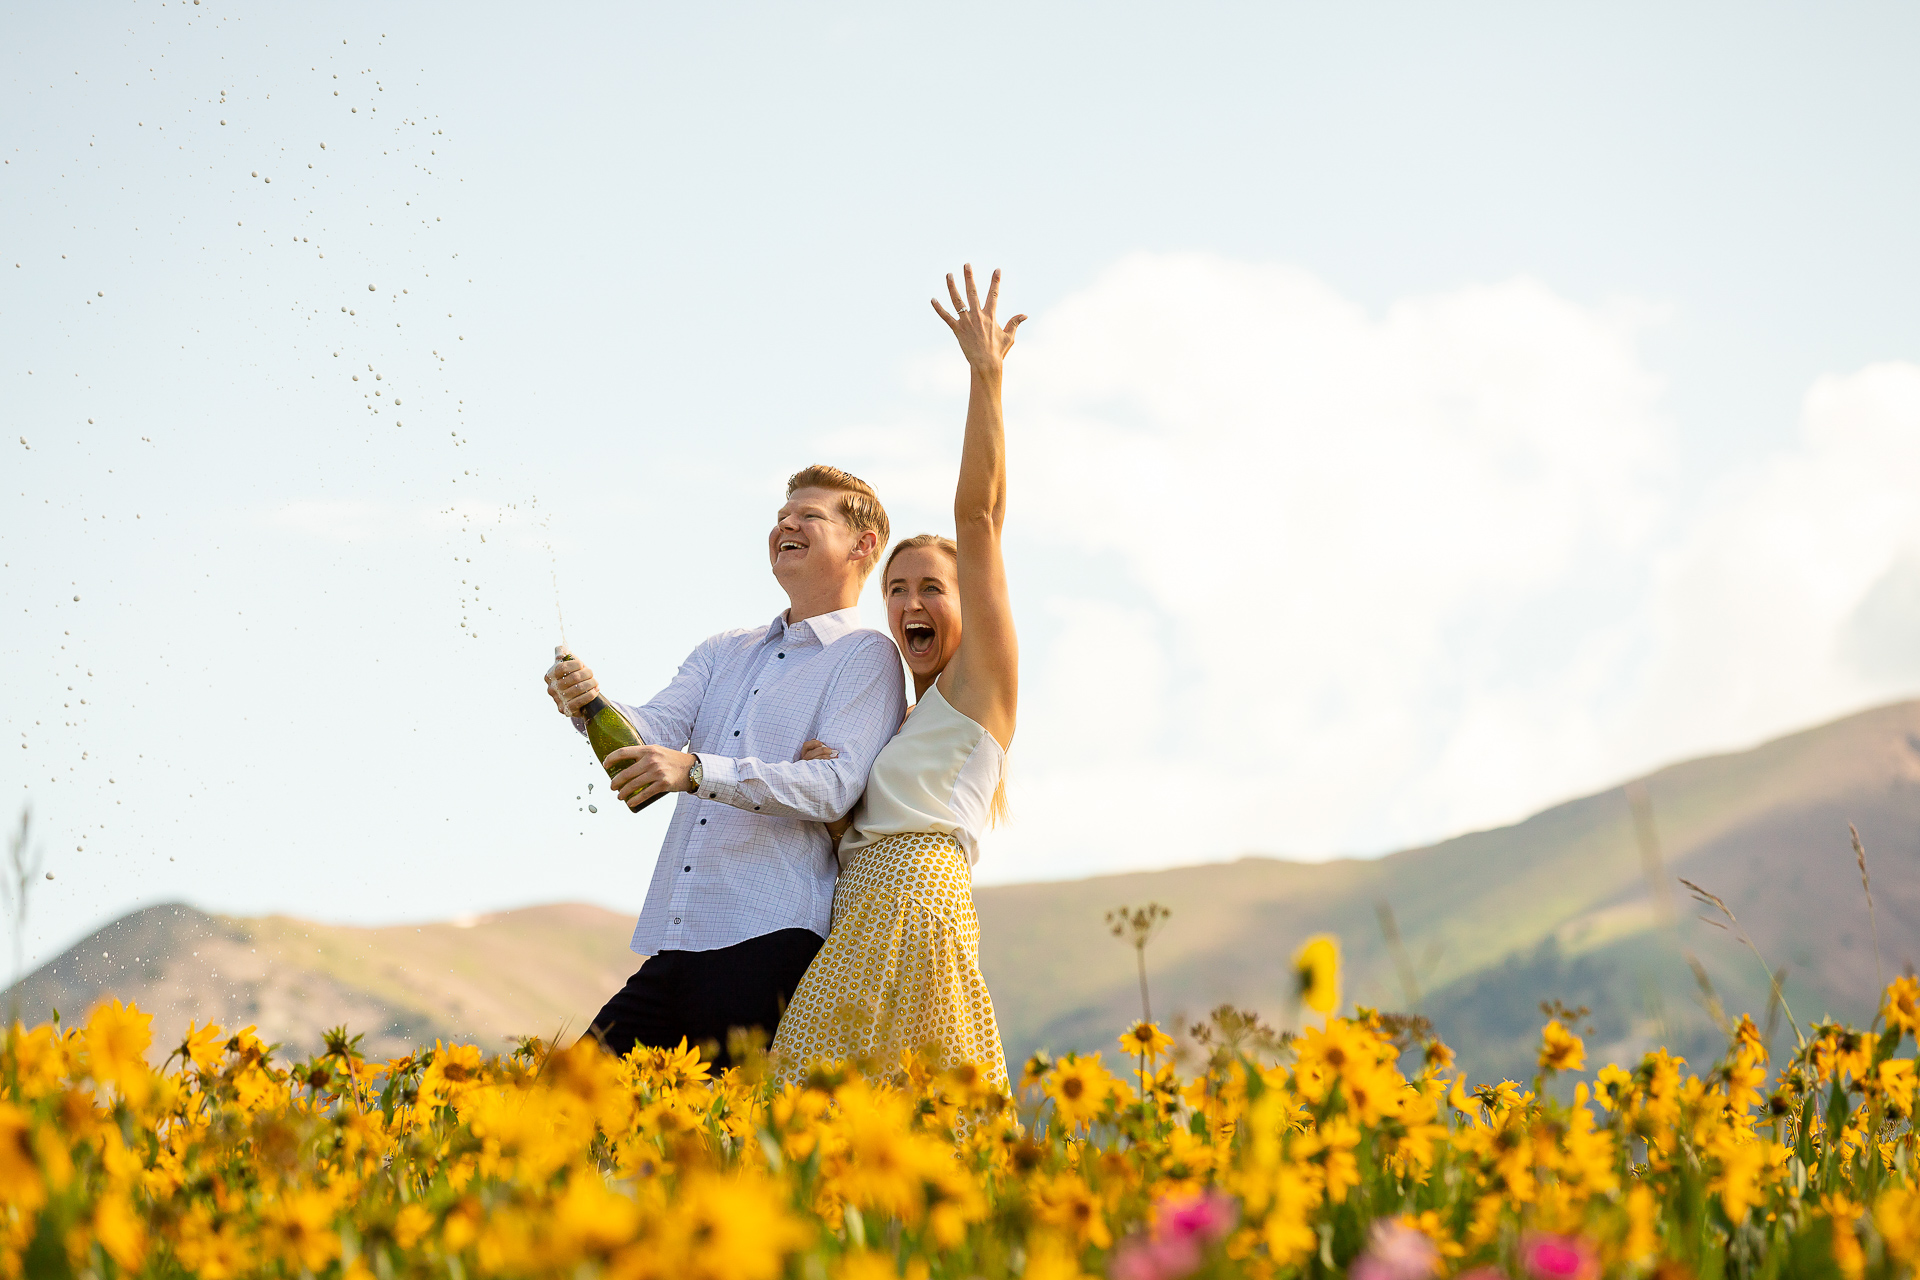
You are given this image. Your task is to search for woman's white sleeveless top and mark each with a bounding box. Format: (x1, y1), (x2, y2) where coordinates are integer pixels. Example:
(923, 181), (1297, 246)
(840, 682), (1004, 867)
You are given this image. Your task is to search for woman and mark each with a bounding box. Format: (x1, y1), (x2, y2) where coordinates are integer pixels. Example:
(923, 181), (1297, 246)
(771, 264), (1025, 1091)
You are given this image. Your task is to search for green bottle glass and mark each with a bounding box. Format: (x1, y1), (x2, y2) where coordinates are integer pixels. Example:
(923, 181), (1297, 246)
(559, 648), (668, 812)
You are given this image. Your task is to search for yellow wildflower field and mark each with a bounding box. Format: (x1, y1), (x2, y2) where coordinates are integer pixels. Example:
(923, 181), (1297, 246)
(6, 967), (1920, 1278)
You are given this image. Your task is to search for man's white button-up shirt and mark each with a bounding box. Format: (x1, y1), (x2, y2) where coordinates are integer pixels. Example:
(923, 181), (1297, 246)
(584, 607), (906, 956)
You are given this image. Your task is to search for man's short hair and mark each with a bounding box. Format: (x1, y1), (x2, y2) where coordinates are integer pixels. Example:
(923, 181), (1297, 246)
(786, 464), (890, 581)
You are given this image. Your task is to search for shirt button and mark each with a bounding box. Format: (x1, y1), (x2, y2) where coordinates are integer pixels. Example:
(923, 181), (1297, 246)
(753, 689), (759, 694)
(683, 865), (691, 872)
(732, 729), (740, 737)
(699, 818), (707, 825)
(672, 917), (681, 925)
(777, 652), (785, 659)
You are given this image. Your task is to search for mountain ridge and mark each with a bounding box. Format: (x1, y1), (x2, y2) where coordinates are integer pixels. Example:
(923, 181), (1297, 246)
(10, 699), (1920, 1080)
(3, 902), (636, 1060)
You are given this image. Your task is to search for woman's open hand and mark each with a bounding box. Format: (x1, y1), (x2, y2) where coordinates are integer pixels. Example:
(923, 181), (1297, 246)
(932, 264), (1025, 373)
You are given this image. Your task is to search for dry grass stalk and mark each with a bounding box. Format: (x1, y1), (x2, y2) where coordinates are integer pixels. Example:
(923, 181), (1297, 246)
(1850, 823), (1885, 991)
(1107, 903), (1172, 1025)
(1624, 781), (1675, 925)
(1374, 900), (1423, 1010)
(1679, 876), (1804, 1049)
(1762, 963), (1788, 1049)
(4, 807), (45, 1024)
(1684, 954), (1731, 1036)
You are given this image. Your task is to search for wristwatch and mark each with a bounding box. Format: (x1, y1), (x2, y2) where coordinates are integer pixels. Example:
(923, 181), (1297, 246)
(687, 755), (704, 794)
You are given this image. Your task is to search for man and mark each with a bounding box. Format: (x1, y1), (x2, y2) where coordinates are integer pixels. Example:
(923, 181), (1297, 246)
(544, 465), (906, 1065)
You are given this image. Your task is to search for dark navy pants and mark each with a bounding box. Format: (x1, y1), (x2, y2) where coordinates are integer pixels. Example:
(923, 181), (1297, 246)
(587, 927), (823, 1069)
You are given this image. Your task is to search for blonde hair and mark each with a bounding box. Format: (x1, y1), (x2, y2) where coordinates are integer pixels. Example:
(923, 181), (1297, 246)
(884, 532), (1009, 829)
(786, 465), (890, 582)
(882, 532), (957, 582)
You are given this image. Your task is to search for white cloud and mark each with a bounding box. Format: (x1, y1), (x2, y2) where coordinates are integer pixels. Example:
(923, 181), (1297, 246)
(838, 254), (1920, 882)
(1623, 361), (1920, 753)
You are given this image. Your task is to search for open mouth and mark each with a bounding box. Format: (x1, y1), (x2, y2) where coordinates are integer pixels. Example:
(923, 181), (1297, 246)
(903, 621), (937, 657)
(777, 539), (806, 554)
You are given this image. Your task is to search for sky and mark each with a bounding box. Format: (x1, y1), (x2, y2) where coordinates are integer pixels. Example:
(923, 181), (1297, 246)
(6, 2), (1920, 974)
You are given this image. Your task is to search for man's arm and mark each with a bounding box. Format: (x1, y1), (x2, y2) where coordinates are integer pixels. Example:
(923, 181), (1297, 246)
(598, 642), (710, 750)
(698, 638), (905, 821)
(798, 739), (857, 844)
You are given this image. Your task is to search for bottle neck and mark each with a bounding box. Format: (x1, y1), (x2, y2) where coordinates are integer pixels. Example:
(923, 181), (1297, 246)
(578, 694), (609, 719)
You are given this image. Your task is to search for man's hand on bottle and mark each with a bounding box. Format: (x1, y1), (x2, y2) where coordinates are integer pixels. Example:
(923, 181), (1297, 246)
(545, 655), (600, 716)
(606, 745), (697, 810)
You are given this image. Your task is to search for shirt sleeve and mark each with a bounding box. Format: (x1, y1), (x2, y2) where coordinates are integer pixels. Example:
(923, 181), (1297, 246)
(572, 637), (712, 750)
(698, 635), (905, 821)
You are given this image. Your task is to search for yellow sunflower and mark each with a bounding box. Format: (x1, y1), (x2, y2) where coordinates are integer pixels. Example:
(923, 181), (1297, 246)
(1293, 935), (1341, 1015)
(1538, 1020), (1586, 1074)
(1118, 1021), (1176, 1061)
(1045, 1054), (1118, 1131)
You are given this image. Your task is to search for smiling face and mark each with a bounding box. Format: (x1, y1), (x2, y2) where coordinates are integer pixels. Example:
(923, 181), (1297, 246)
(769, 486), (874, 598)
(886, 544), (963, 683)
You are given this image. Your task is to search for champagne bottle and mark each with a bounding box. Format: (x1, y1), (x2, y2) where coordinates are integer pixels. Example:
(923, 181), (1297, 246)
(559, 647), (670, 812)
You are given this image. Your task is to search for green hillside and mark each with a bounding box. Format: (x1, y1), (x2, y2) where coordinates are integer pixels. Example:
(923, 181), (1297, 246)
(2, 903), (638, 1061)
(975, 699), (1920, 1081)
(9, 700), (1918, 1083)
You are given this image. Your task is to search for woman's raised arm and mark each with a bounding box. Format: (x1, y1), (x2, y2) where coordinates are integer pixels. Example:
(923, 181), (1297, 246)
(929, 264), (1025, 750)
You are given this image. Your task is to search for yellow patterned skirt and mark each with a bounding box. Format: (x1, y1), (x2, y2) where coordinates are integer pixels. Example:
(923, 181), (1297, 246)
(772, 830), (1008, 1091)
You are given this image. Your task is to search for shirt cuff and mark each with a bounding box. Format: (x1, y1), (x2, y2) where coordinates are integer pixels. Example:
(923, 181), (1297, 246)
(695, 752), (738, 804)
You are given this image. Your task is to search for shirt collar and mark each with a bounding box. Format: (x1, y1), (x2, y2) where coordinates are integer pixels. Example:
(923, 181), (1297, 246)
(765, 605), (864, 648)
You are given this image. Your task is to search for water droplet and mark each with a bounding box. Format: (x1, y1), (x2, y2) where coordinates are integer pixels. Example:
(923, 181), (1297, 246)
(588, 804), (598, 813)
(44, 872), (53, 880)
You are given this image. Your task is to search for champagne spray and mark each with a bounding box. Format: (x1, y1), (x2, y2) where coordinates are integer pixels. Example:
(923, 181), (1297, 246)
(549, 542), (666, 812)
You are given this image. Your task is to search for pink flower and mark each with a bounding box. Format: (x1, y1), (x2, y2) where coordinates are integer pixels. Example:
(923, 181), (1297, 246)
(1351, 1219), (1439, 1280)
(1110, 1237), (1201, 1280)
(1108, 1191), (1239, 1280)
(1155, 1190), (1237, 1246)
(1520, 1233), (1597, 1280)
